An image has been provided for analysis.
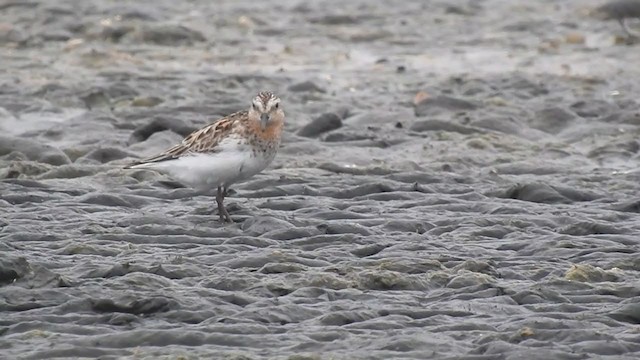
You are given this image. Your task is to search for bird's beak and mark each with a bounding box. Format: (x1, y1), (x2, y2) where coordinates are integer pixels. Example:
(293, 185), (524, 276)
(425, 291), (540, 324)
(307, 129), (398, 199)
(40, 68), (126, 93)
(260, 113), (270, 129)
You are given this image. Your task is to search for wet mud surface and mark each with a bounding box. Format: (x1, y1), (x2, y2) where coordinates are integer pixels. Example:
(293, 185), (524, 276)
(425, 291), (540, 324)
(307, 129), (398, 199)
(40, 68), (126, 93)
(2, 0), (640, 359)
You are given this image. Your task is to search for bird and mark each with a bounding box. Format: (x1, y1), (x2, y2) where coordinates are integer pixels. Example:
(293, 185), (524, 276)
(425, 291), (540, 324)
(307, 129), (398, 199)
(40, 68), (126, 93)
(124, 91), (285, 223)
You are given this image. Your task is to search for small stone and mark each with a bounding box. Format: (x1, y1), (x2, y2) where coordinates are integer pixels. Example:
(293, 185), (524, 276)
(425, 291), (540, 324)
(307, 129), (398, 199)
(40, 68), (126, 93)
(565, 32), (585, 44)
(79, 148), (134, 164)
(414, 95), (480, 116)
(592, 0), (640, 21)
(41, 30), (72, 42)
(413, 91), (430, 106)
(446, 271), (494, 289)
(0, 256), (30, 285)
(309, 15), (358, 25)
(0, 161), (52, 179)
(519, 327), (535, 337)
(63, 38), (84, 51)
(80, 91), (111, 110)
(0, 23), (29, 45)
(0, 136), (70, 166)
(297, 113), (342, 137)
(349, 30), (391, 42)
(565, 264), (621, 282)
(609, 303), (640, 324)
(288, 81), (326, 93)
(130, 96), (164, 107)
(128, 117), (197, 144)
(503, 183), (568, 204)
(322, 131), (372, 142)
(466, 138), (489, 149)
(128, 24), (206, 46)
(485, 96), (509, 106)
(100, 25), (135, 42)
(445, 5), (477, 16)
(410, 119), (483, 135)
(532, 107), (576, 133)
(287, 355), (322, 360)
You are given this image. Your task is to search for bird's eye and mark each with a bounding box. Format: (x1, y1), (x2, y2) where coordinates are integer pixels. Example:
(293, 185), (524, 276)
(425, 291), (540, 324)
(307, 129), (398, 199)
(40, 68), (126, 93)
(275, 103), (279, 109)
(253, 103), (258, 110)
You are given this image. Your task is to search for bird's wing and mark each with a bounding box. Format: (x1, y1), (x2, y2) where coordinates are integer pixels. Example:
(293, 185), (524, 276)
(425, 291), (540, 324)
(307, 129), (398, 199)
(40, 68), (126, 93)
(125, 111), (245, 168)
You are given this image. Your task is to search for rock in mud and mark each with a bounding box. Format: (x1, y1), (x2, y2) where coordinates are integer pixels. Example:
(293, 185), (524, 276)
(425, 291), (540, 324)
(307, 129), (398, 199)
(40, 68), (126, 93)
(297, 113), (343, 137)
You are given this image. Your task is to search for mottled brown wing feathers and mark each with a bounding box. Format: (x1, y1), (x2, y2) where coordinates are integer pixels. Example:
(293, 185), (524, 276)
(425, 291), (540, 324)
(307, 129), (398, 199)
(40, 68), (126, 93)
(126, 111), (245, 167)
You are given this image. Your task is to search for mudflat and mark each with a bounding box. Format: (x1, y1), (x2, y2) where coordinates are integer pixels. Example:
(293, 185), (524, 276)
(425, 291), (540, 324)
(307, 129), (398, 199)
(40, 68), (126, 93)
(1, 0), (640, 359)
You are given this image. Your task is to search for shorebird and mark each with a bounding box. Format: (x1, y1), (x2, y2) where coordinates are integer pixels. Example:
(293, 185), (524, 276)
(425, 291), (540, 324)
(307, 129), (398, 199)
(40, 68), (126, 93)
(125, 91), (285, 222)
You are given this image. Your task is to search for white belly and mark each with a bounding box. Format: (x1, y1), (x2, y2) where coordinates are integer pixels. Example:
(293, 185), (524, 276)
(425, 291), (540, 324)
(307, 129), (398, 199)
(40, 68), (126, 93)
(139, 149), (274, 190)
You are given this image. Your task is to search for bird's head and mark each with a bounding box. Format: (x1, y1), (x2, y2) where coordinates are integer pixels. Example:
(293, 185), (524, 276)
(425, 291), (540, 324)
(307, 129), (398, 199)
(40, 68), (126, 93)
(248, 91), (284, 130)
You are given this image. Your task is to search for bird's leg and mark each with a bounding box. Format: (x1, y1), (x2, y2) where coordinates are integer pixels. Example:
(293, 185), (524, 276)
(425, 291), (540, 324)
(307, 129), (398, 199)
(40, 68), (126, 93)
(216, 185), (232, 223)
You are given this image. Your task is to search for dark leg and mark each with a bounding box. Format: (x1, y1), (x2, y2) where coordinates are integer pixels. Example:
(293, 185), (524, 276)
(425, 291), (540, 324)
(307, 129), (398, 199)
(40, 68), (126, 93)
(216, 185), (232, 223)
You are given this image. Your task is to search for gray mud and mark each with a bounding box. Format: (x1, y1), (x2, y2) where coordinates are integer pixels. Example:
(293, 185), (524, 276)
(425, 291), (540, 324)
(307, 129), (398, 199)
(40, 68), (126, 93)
(2, 0), (640, 359)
